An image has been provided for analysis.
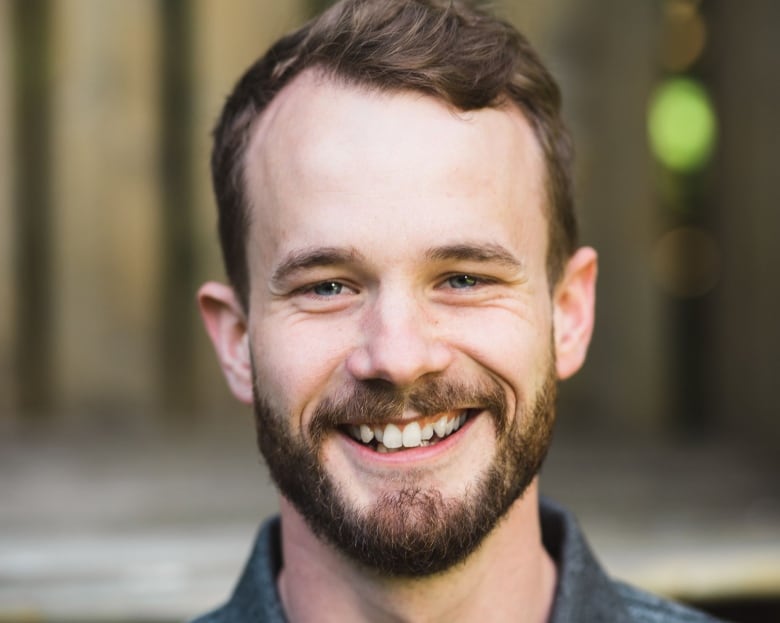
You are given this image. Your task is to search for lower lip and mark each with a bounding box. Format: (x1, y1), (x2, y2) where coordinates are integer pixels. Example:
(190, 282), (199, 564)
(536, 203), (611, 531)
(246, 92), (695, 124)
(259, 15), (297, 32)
(338, 413), (480, 465)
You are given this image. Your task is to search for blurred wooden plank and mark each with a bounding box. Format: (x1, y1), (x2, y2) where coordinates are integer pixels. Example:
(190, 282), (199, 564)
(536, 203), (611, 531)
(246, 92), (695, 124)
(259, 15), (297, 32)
(158, 0), (198, 416)
(11, 0), (54, 418)
(705, 0), (780, 450)
(0, 1), (15, 418)
(50, 0), (161, 416)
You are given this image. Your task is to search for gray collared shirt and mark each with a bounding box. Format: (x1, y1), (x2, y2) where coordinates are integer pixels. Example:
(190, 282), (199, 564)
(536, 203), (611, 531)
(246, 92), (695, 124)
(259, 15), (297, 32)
(190, 498), (725, 622)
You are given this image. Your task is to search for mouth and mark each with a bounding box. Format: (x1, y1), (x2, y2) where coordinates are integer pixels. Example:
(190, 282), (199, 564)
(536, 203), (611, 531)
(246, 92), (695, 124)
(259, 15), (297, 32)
(340, 409), (478, 454)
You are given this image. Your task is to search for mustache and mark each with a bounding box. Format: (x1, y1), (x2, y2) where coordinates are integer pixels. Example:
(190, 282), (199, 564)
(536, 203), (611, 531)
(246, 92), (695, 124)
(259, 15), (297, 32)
(309, 377), (508, 443)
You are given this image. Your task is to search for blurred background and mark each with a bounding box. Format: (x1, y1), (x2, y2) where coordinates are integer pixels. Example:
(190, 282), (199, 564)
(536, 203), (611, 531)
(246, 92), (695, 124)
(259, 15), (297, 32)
(1, 0), (778, 621)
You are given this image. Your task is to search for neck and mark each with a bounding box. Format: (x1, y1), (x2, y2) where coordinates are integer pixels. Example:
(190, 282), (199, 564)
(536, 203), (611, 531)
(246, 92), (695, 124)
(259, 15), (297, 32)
(276, 480), (557, 623)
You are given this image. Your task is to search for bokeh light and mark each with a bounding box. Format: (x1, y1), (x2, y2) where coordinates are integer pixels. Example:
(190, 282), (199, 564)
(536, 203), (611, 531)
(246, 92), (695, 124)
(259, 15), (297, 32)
(661, 2), (707, 72)
(648, 77), (717, 172)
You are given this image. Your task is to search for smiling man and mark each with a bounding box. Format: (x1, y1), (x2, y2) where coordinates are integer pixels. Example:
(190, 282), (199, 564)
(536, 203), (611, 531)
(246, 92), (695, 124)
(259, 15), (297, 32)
(193, 1), (721, 622)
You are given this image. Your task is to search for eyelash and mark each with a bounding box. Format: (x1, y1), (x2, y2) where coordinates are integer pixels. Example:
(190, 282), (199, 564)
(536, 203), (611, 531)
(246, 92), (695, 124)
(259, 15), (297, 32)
(441, 273), (495, 290)
(293, 273), (495, 301)
(445, 274), (477, 289)
(310, 281), (347, 297)
(296, 280), (356, 298)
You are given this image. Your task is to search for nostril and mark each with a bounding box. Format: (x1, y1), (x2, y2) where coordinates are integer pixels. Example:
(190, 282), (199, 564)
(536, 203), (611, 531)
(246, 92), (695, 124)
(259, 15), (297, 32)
(346, 339), (454, 387)
(346, 294), (455, 385)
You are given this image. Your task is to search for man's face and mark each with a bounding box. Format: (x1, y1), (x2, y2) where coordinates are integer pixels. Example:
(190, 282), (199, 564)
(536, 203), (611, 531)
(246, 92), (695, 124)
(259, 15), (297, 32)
(238, 72), (563, 574)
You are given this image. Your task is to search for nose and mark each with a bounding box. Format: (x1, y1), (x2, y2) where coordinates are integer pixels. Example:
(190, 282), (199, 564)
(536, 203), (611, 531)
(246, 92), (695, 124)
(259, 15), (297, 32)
(345, 290), (454, 387)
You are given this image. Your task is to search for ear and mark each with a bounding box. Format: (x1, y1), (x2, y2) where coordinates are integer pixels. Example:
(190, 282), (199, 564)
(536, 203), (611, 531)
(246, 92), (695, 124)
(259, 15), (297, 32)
(197, 281), (253, 404)
(552, 247), (598, 380)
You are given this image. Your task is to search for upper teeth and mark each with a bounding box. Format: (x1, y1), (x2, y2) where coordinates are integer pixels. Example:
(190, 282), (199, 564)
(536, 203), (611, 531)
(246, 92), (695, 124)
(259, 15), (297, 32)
(348, 412), (468, 449)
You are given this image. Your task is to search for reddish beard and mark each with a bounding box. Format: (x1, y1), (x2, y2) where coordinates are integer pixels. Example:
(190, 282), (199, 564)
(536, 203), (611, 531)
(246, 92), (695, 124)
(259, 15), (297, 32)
(253, 363), (557, 577)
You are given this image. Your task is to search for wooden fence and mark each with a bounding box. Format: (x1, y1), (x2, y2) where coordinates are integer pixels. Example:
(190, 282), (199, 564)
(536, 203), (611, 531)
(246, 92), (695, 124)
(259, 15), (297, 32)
(1, 0), (312, 423)
(2, 0), (779, 451)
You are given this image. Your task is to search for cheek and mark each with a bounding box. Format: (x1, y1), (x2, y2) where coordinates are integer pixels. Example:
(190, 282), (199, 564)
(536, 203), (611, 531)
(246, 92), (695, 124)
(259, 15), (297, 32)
(447, 307), (553, 390)
(251, 318), (354, 422)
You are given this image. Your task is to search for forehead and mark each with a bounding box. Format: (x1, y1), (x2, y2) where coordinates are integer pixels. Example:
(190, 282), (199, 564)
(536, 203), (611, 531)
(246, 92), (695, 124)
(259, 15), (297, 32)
(242, 70), (548, 270)
(248, 70), (544, 183)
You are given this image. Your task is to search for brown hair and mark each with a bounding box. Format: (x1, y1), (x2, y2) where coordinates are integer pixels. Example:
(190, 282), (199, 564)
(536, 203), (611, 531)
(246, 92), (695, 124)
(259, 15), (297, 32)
(212, 0), (576, 309)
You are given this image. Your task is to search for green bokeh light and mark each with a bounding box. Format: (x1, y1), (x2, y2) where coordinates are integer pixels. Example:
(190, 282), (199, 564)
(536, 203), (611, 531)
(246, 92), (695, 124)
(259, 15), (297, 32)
(648, 77), (717, 172)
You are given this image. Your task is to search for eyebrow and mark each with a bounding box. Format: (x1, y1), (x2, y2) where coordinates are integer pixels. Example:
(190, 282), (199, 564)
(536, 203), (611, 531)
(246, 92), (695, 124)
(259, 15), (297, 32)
(270, 246), (364, 286)
(424, 243), (525, 270)
(270, 242), (525, 287)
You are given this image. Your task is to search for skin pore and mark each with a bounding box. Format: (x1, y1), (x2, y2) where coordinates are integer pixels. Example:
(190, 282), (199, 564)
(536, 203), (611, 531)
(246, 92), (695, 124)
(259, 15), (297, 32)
(198, 70), (597, 623)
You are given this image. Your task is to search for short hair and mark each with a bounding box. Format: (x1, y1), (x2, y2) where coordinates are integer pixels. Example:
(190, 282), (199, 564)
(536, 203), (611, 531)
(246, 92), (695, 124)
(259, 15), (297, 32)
(212, 0), (577, 310)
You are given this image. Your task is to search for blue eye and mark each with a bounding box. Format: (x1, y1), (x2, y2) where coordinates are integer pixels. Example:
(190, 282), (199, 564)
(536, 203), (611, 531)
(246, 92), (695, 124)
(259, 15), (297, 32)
(312, 281), (344, 296)
(447, 274), (479, 289)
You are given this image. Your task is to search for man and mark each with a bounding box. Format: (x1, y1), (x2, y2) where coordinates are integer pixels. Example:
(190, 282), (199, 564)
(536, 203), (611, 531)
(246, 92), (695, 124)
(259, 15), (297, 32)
(194, 1), (722, 621)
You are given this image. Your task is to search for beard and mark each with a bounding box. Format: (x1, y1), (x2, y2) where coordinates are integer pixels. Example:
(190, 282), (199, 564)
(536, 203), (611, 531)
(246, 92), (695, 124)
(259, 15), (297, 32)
(253, 360), (557, 578)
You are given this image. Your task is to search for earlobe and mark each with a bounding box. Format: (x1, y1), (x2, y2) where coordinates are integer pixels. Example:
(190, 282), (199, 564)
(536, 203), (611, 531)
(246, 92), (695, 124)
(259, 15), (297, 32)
(552, 247), (598, 380)
(197, 282), (254, 404)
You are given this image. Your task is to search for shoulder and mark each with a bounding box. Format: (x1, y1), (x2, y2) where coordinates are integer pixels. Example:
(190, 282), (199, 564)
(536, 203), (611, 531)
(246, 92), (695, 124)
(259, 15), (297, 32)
(614, 582), (725, 623)
(187, 516), (287, 623)
(540, 498), (726, 623)
(189, 609), (229, 623)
